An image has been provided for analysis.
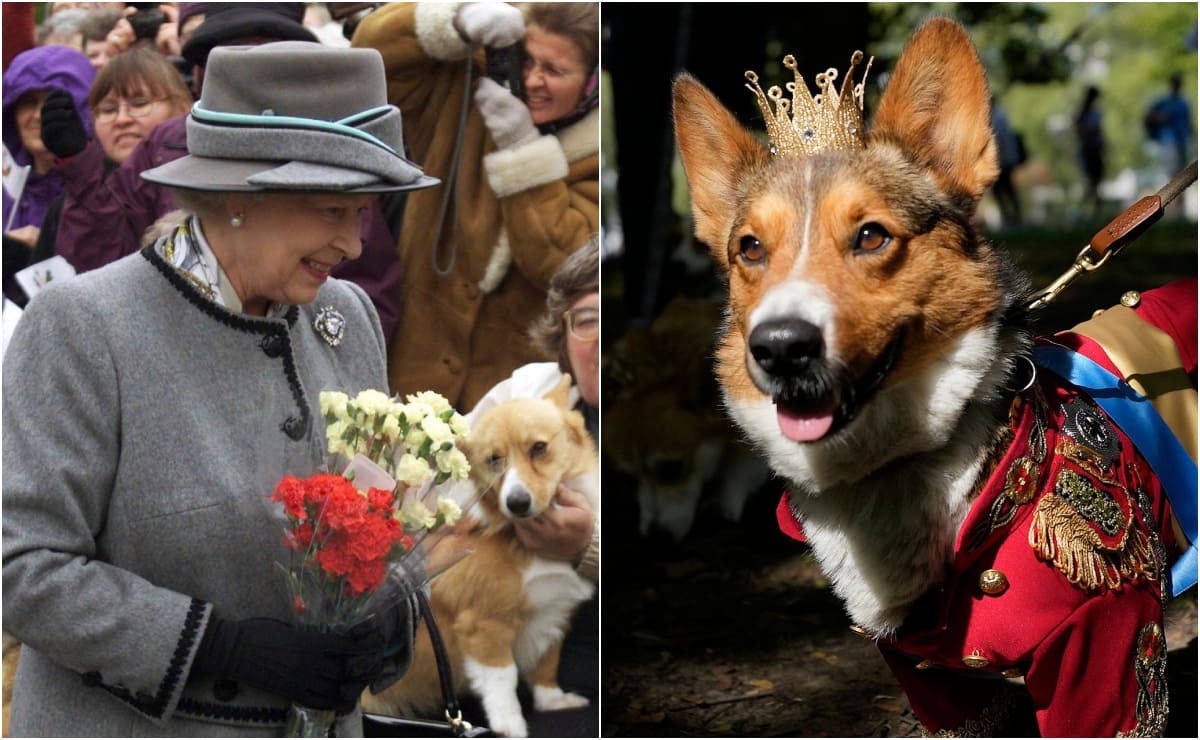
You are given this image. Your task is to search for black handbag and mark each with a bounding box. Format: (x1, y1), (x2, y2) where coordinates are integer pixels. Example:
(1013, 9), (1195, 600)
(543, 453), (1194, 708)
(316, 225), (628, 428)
(362, 591), (492, 738)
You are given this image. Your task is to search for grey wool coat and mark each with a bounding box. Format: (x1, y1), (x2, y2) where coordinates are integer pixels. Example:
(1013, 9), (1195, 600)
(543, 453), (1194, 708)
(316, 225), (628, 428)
(2, 247), (401, 736)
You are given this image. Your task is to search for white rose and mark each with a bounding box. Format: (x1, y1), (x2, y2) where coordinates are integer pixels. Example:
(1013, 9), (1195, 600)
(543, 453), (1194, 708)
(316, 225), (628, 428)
(320, 391), (350, 419)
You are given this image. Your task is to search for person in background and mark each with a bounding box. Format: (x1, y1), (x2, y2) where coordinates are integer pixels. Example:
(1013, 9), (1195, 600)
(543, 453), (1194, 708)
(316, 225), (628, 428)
(34, 2), (406, 340)
(2, 45), (94, 248)
(30, 47), (193, 273)
(352, 2), (600, 410)
(1074, 85), (1105, 219)
(80, 7), (126, 69)
(3, 41), (438, 737)
(460, 236), (600, 736)
(1145, 73), (1193, 186)
(176, 3), (206, 49)
(989, 98), (1023, 228)
(36, 7), (90, 49)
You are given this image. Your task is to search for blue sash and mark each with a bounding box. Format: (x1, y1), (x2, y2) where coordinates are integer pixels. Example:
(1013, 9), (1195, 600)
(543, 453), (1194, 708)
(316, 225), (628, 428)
(1034, 345), (1198, 597)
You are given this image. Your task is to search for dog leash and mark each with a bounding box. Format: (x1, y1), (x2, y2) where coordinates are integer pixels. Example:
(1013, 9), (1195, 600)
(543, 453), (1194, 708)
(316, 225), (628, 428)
(1028, 160), (1198, 310)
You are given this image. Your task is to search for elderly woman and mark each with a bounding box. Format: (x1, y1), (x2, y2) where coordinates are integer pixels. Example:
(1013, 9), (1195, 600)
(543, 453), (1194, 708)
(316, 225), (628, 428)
(2, 42), (437, 737)
(352, 2), (600, 411)
(462, 236), (599, 736)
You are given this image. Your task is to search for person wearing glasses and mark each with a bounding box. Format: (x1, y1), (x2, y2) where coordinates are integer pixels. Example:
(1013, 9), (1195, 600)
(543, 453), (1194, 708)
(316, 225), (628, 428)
(30, 47), (192, 275)
(461, 236), (599, 736)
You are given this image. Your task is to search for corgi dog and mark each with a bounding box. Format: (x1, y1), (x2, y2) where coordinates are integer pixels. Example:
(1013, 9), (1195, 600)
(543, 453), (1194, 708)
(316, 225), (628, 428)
(363, 375), (597, 738)
(673, 17), (1190, 737)
(604, 296), (771, 541)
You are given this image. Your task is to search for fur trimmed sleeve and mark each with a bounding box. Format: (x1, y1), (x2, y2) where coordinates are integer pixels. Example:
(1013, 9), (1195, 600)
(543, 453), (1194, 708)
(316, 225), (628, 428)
(414, 2), (471, 61)
(483, 134), (570, 199)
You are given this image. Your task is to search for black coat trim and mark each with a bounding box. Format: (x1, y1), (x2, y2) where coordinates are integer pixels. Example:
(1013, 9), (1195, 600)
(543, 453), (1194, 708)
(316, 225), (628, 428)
(99, 598), (206, 720)
(141, 247), (310, 442)
(175, 697), (288, 725)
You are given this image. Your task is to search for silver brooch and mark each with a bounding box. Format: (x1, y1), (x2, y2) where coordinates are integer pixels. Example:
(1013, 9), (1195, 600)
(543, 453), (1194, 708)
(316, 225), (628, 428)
(1062, 398), (1119, 468)
(313, 305), (345, 347)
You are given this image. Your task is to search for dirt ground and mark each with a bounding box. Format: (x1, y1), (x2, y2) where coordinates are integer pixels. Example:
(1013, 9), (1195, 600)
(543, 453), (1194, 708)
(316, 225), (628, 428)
(601, 482), (1199, 737)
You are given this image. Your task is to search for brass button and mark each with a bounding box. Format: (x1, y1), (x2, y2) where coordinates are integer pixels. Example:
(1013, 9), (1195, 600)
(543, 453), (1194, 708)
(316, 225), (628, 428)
(1120, 290), (1141, 308)
(962, 651), (989, 669)
(1002, 667), (1025, 679)
(979, 569), (1009, 595)
(914, 659), (934, 670)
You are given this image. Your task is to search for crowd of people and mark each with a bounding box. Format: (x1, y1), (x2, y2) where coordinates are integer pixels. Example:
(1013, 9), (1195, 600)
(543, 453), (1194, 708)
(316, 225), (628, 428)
(2, 2), (599, 738)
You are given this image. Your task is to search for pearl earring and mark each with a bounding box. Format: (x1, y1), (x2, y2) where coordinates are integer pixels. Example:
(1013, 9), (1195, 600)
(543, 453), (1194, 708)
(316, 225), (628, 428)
(230, 215), (243, 228)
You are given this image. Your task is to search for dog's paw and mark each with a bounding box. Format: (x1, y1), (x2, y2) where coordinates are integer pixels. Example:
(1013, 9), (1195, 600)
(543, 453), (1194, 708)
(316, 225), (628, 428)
(488, 708), (529, 738)
(533, 685), (591, 711)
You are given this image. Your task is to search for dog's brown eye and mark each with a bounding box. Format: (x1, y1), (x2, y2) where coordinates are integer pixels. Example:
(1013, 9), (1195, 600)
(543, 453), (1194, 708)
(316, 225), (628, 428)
(736, 235), (766, 264)
(530, 441), (548, 458)
(854, 223), (892, 253)
(486, 454), (504, 468)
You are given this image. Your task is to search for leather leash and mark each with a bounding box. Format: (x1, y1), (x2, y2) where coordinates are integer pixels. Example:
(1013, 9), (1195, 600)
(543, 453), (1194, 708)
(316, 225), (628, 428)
(1028, 160), (1198, 310)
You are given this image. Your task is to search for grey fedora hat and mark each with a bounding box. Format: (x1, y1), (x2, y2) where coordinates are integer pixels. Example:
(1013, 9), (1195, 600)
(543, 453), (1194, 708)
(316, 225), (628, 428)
(142, 42), (439, 193)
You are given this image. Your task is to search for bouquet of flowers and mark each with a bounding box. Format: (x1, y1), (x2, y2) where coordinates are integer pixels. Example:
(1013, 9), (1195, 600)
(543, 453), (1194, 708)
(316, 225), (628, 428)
(270, 388), (481, 736)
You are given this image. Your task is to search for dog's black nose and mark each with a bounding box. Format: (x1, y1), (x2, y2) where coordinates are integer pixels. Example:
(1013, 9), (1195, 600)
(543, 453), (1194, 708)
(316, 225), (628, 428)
(506, 491), (532, 517)
(749, 319), (823, 377)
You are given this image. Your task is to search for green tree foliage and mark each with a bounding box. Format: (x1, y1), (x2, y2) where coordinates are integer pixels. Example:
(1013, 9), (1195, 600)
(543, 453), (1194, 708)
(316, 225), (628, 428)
(868, 2), (1196, 189)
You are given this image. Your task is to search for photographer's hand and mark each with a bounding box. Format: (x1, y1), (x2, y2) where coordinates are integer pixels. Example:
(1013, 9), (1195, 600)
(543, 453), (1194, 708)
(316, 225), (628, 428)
(475, 77), (538, 149)
(153, 4), (181, 57)
(512, 484), (595, 564)
(454, 2), (524, 48)
(105, 10), (136, 57)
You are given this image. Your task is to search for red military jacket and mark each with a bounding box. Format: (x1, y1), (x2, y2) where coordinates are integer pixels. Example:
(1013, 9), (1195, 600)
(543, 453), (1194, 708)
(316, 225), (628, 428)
(777, 280), (1195, 737)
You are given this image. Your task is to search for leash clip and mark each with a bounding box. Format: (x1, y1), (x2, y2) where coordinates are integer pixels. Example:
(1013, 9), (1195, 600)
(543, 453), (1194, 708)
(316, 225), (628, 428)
(1027, 161), (1196, 311)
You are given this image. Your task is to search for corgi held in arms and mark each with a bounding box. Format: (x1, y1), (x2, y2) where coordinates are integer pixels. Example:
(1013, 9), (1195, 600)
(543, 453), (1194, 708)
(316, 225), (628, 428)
(673, 16), (1194, 737)
(364, 375), (598, 737)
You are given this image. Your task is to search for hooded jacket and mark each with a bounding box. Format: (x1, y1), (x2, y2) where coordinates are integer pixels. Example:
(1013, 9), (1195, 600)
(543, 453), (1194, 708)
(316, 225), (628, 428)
(352, 2), (600, 411)
(2, 45), (94, 232)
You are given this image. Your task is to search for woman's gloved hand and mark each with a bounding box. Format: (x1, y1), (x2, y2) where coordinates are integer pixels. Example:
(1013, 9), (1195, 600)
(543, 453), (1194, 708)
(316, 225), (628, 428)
(454, 2), (524, 48)
(475, 77), (538, 150)
(39, 89), (89, 160)
(192, 616), (387, 712)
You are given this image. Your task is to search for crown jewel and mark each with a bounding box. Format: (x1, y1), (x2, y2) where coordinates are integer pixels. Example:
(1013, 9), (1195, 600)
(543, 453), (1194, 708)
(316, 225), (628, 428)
(745, 51), (873, 157)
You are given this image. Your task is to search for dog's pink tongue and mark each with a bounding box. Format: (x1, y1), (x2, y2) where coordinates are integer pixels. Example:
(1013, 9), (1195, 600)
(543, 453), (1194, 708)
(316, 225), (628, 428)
(777, 404), (835, 442)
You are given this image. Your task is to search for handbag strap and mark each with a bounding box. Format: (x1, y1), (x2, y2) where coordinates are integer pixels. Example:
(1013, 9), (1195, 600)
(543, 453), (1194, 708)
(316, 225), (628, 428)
(415, 589), (476, 737)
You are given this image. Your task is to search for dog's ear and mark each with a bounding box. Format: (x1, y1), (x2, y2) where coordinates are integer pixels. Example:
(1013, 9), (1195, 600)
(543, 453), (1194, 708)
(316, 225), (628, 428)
(546, 374), (574, 410)
(870, 18), (998, 202)
(673, 73), (769, 270)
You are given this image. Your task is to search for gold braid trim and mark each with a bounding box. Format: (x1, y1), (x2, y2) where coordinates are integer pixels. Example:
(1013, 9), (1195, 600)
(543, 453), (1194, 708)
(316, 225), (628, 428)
(920, 688), (1018, 737)
(1028, 492), (1157, 592)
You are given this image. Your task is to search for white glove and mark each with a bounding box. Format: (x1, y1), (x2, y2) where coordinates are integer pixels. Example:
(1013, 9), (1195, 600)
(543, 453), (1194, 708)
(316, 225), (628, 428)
(475, 77), (538, 149)
(455, 2), (525, 48)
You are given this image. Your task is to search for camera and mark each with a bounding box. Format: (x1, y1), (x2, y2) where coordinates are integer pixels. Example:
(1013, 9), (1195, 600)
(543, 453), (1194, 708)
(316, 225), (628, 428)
(128, 4), (166, 41)
(485, 45), (526, 102)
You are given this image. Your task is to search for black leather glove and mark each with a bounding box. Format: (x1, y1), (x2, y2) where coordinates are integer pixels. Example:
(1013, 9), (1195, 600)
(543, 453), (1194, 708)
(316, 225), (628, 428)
(39, 89), (89, 159)
(364, 593), (416, 694)
(192, 616), (386, 712)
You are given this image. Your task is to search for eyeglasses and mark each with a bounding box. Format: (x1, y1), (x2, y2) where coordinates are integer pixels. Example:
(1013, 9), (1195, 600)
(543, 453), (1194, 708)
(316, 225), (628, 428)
(564, 307), (599, 341)
(92, 97), (164, 123)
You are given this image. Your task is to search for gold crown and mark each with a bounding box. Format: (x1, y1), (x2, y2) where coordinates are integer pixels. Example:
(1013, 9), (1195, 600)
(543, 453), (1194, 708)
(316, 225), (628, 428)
(745, 51), (873, 157)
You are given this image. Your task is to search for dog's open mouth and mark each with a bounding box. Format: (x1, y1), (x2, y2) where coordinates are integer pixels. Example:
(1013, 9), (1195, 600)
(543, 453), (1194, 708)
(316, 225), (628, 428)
(772, 333), (903, 443)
